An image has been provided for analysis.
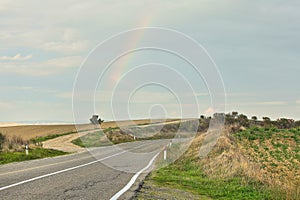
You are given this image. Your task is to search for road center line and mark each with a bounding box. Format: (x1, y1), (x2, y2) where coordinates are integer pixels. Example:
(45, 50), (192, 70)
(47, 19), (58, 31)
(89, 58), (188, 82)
(0, 142), (148, 191)
(110, 151), (161, 200)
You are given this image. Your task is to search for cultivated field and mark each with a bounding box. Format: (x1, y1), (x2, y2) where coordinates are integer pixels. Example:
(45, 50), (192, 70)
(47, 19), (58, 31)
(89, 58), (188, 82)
(0, 124), (92, 140)
(0, 119), (170, 140)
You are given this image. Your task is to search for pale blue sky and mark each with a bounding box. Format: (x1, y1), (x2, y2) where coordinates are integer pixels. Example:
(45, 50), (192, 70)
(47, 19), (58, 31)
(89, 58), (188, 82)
(0, 0), (299, 122)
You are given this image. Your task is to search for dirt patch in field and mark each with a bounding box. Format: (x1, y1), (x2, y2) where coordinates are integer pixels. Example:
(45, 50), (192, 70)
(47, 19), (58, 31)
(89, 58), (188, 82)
(42, 131), (93, 153)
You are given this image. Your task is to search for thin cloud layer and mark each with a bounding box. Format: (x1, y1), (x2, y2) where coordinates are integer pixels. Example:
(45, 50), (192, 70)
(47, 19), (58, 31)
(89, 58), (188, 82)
(0, 54), (32, 61)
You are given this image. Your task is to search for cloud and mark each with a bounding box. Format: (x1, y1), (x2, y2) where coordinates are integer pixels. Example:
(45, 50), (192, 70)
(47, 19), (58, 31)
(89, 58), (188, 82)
(0, 101), (14, 109)
(0, 86), (58, 94)
(0, 54), (32, 61)
(226, 93), (256, 97)
(296, 100), (300, 104)
(43, 40), (88, 53)
(204, 107), (214, 115)
(56, 91), (73, 99)
(41, 28), (89, 53)
(254, 101), (288, 106)
(0, 56), (83, 76)
(227, 101), (288, 106)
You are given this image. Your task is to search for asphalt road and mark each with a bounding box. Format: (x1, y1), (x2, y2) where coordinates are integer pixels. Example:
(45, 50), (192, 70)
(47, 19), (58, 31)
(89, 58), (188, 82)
(0, 139), (170, 200)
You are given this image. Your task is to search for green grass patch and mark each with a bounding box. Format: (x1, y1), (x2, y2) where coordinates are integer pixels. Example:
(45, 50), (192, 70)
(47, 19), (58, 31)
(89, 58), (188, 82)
(235, 127), (299, 163)
(149, 160), (271, 199)
(0, 148), (68, 165)
(72, 130), (113, 148)
(31, 129), (95, 144)
(31, 131), (76, 143)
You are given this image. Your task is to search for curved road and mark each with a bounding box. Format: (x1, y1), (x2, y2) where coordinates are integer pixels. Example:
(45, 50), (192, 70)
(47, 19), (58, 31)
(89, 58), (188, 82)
(0, 140), (170, 200)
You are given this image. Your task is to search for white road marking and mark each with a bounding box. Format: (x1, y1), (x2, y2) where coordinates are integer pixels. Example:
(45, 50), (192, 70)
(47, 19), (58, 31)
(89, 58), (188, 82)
(110, 151), (160, 200)
(0, 143), (148, 191)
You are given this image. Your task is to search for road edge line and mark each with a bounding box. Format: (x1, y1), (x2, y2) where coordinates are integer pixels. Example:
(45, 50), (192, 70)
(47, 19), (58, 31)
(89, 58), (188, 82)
(110, 151), (160, 200)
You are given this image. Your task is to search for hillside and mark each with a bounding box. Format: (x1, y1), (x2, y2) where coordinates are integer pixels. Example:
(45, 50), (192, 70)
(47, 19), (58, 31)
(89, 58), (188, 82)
(135, 125), (300, 199)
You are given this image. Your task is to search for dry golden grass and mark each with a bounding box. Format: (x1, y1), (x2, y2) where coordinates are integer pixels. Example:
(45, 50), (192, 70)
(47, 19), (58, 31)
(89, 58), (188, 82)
(199, 130), (263, 181)
(0, 124), (92, 140)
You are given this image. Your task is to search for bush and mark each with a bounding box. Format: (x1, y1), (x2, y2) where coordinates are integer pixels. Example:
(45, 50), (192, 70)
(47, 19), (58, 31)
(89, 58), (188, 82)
(0, 133), (5, 152)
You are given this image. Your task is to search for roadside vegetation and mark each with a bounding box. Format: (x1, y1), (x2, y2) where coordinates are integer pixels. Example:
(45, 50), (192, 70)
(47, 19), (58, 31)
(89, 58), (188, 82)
(0, 133), (68, 165)
(0, 148), (68, 165)
(31, 131), (77, 144)
(135, 112), (300, 200)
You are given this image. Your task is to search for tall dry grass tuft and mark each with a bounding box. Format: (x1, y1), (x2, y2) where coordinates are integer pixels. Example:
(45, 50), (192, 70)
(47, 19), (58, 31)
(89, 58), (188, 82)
(2, 135), (28, 152)
(195, 129), (262, 180)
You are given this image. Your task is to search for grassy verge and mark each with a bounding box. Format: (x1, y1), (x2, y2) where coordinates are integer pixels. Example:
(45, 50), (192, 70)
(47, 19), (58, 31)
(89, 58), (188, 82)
(137, 159), (271, 200)
(0, 148), (68, 165)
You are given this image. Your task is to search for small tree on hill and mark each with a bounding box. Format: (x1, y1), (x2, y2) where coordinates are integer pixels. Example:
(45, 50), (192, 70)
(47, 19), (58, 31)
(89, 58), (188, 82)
(232, 111), (239, 119)
(237, 114), (249, 127)
(225, 113), (235, 125)
(251, 116), (258, 126)
(262, 117), (271, 127)
(251, 116), (258, 121)
(90, 115), (104, 126)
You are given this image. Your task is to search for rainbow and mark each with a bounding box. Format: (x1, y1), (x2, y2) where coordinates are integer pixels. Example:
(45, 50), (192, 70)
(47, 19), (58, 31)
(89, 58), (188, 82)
(105, 15), (154, 88)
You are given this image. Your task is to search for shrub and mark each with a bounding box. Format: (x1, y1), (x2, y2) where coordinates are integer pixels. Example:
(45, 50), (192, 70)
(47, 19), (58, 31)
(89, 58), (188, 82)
(0, 133), (5, 152)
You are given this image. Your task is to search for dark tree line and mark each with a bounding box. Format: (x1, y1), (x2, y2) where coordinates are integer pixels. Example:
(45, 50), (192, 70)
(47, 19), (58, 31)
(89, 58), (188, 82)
(200, 111), (299, 131)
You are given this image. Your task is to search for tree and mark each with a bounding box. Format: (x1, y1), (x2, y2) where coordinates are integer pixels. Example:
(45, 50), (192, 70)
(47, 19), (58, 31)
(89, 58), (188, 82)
(232, 111), (239, 119)
(237, 114), (249, 127)
(90, 115), (104, 125)
(276, 118), (293, 129)
(262, 117), (271, 122)
(98, 118), (104, 124)
(225, 113), (235, 125)
(251, 116), (258, 126)
(199, 115), (210, 132)
(262, 117), (271, 127)
(251, 116), (258, 121)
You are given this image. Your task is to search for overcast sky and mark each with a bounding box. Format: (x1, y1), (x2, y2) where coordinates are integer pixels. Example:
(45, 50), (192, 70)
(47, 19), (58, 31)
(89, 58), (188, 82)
(0, 0), (299, 122)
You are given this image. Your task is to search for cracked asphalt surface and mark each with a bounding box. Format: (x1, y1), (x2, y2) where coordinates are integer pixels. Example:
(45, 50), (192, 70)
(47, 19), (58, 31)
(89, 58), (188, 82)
(0, 139), (169, 200)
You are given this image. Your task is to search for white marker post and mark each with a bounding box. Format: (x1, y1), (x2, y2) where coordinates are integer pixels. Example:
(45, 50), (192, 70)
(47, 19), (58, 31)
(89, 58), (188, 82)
(169, 140), (172, 147)
(25, 144), (29, 155)
(163, 146), (167, 161)
(133, 135), (136, 140)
